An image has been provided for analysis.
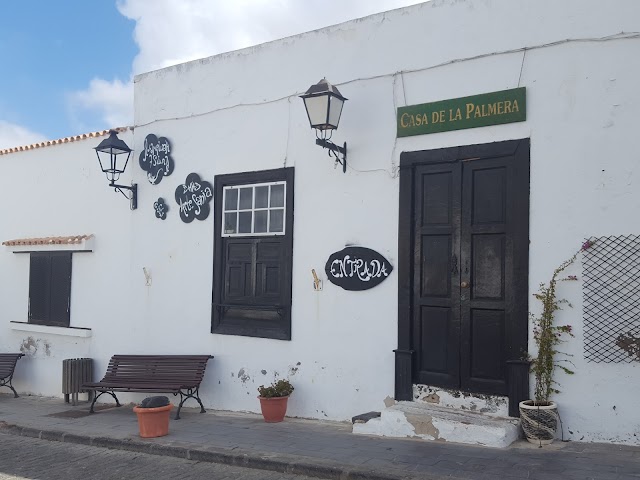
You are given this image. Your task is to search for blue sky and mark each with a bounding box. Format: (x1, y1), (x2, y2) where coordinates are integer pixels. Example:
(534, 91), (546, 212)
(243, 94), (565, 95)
(0, 0), (422, 149)
(0, 1), (136, 142)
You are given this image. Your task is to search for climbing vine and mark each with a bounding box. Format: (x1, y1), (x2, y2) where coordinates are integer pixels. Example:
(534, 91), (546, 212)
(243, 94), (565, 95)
(530, 239), (594, 404)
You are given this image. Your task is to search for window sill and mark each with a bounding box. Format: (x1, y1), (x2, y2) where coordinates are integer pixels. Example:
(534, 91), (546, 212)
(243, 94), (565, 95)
(10, 322), (92, 338)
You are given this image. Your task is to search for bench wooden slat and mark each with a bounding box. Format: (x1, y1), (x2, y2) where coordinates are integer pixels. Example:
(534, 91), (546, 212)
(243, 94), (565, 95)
(84, 381), (187, 387)
(85, 385), (184, 390)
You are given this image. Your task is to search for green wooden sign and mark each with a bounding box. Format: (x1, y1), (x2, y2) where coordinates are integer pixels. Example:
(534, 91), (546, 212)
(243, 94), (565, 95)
(397, 87), (526, 137)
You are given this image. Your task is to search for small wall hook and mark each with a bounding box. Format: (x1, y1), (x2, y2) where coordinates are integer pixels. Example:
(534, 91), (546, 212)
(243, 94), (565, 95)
(312, 269), (323, 291)
(142, 267), (152, 286)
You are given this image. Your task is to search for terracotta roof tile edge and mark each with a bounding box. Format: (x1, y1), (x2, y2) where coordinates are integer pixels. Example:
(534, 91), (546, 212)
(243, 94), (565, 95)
(0, 127), (133, 156)
(2, 234), (94, 247)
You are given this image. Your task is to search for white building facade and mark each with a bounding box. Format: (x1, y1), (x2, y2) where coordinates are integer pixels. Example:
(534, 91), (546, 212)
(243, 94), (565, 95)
(1, 0), (639, 446)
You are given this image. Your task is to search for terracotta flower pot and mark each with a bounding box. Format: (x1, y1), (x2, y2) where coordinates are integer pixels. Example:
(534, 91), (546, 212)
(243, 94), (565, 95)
(133, 404), (173, 438)
(519, 400), (558, 445)
(258, 396), (289, 423)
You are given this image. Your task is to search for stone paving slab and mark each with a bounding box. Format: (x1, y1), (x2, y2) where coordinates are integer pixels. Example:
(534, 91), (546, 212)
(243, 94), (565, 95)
(1, 394), (639, 479)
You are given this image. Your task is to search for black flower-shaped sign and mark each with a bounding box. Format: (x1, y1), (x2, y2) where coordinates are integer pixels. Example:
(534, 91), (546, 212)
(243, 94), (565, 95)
(175, 173), (213, 223)
(139, 134), (175, 185)
(153, 197), (169, 220)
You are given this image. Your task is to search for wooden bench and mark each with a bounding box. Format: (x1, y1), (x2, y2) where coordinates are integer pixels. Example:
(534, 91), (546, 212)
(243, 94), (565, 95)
(0, 353), (25, 398)
(82, 355), (213, 419)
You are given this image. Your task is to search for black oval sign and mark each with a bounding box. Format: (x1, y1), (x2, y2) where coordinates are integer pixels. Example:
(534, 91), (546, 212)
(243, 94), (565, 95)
(139, 134), (175, 185)
(325, 247), (393, 291)
(174, 173), (213, 223)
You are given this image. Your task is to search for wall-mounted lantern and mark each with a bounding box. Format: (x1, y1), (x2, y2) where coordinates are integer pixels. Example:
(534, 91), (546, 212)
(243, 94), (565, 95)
(300, 78), (348, 173)
(93, 129), (137, 210)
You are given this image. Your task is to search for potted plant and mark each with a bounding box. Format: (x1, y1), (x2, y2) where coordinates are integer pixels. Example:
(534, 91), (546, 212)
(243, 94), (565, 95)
(519, 240), (593, 445)
(258, 379), (294, 423)
(132, 396), (173, 438)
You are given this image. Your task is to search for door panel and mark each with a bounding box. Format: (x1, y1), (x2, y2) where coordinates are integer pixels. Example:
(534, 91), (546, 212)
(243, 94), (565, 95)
(420, 306), (451, 374)
(461, 158), (513, 395)
(421, 235), (451, 298)
(413, 163), (461, 388)
(472, 234), (505, 300)
(422, 172), (453, 225)
(470, 309), (505, 380)
(472, 167), (506, 225)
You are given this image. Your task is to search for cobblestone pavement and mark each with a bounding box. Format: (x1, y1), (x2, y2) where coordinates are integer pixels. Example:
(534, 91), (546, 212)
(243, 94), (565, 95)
(0, 434), (317, 480)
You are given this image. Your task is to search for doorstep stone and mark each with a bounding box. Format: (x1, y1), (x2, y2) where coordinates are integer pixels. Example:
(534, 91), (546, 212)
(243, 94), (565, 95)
(352, 401), (521, 448)
(412, 385), (510, 417)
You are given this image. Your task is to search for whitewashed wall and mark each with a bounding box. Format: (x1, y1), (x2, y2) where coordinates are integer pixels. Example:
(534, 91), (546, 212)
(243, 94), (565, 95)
(0, 130), (134, 397)
(2, 0), (639, 445)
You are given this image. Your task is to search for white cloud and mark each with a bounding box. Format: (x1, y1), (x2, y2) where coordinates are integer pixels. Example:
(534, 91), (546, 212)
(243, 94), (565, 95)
(0, 121), (47, 150)
(117, 0), (425, 74)
(68, 77), (134, 132)
(70, 0), (423, 129)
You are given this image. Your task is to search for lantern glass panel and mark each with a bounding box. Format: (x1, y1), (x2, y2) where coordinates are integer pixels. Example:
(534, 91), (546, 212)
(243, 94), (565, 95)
(96, 152), (109, 174)
(304, 95), (330, 129)
(115, 153), (130, 174)
(327, 96), (344, 129)
(99, 152), (127, 173)
(96, 145), (130, 156)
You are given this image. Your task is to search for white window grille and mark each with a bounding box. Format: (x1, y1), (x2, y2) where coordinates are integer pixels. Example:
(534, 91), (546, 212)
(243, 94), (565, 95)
(222, 181), (286, 236)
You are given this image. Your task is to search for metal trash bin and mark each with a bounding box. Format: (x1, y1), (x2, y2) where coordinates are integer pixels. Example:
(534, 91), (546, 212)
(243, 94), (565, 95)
(62, 358), (93, 406)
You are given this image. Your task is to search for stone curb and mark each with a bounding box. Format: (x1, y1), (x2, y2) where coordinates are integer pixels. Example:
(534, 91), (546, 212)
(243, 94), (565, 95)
(0, 422), (440, 480)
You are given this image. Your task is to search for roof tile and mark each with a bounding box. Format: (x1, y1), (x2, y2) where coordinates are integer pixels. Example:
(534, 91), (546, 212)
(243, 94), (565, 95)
(2, 235), (94, 247)
(0, 127), (132, 156)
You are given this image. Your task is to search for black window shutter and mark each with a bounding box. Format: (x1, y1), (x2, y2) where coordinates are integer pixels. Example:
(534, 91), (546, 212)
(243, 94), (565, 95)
(255, 239), (283, 300)
(28, 252), (72, 327)
(49, 253), (72, 327)
(223, 238), (284, 305)
(225, 240), (254, 300)
(28, 254), (51, 324)
(217, 236), (289, 339)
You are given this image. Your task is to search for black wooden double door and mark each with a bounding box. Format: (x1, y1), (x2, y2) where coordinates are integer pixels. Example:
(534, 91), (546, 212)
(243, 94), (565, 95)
(404, 140), (529, 396)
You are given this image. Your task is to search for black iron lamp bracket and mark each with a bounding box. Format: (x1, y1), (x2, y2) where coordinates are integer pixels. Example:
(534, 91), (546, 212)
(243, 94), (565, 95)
(315, 138), (347, 173)
(110, 182), (138, 210)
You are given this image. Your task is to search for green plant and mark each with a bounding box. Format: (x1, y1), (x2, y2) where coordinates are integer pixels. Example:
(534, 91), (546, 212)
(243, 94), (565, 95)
(530, 239), (593, 404)
(258, 379), (294, 398)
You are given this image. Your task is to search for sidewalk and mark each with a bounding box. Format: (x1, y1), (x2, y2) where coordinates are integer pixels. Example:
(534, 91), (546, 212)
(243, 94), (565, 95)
(0, 395), (638, 480)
